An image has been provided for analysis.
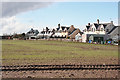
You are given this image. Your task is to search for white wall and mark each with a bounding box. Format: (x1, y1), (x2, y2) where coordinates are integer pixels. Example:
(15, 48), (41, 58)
(82, 34), (87, 42)
(84, 31), (105, 35)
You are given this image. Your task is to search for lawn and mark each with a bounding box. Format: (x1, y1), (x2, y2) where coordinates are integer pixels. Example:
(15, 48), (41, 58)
(2, 40), (118, 66)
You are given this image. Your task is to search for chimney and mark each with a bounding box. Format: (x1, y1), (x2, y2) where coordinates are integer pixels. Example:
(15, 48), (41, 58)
(88, 23), (90, 26)
(71, 25), (74, 27)
(58, 24), (60, 28)
(111, 21), (113, 25)
(97, 19), (99, 24)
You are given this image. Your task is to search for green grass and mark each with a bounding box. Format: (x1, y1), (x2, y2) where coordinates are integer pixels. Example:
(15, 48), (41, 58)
(2, 40), (118, 65)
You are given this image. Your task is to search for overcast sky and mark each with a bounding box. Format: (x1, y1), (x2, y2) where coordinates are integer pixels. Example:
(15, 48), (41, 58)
(0, 1), (119, 35)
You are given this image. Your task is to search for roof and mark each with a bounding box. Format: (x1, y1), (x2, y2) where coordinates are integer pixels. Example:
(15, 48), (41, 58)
(86, 26), (90, 30)
(56, 26), (70, 31)
(69, 28), (77, 35)
(94, 23), (108, 30)
(26, 28), (39, 36)
(86, 23), (111, 30)
(108, 26), (118, 34)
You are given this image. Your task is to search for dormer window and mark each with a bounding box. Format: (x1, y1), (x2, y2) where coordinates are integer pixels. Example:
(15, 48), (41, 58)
(94, 28), (95, 32)
(92, 28), (93, 32)
(92, 28), (95, 32)
(101, 28), (103, 31)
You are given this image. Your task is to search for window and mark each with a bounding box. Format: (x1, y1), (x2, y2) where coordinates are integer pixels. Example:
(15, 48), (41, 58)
(92, 28), (93, 32)
(101, 28), (103, 31)
(92, 28), (95, 32)
(106, 29), (109, 32)
(94, 28), (95, 32)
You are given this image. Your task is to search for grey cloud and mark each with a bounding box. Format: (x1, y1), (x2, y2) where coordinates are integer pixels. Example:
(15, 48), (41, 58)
(2, 2), (52, 17)
(0, 2), (53, 35)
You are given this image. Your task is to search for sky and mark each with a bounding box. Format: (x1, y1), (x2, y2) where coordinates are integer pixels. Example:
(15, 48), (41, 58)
(0, 1), (119, 35)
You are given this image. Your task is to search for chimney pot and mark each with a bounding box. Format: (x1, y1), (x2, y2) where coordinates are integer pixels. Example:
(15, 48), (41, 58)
(88, 23), (90, 26)
(71, 25), (74, 27)
(97, 19), (99, 24)
(58, 24), (60, 28)
(111, 21), (113, 24)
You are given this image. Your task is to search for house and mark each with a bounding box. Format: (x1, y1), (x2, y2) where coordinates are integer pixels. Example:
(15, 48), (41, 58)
(37, 27), (53, 39)
(0, 35), (13, 40)
(106, 26), (120, 44)
(52, 24), (69, 38)
(13, 33), (26, 40)
(26, 28), (39, 39)
(53, 24), (81, 39)
(75, 32), (83, 42)
(82, 19), (119, 44)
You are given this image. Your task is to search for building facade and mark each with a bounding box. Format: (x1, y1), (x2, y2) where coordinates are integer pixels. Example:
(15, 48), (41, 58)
(26, 28), (39, 39)
(82, 19), (118, 44)
(53, 24), (81, 39)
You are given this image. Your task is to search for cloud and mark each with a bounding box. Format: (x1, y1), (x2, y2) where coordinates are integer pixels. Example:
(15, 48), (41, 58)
(0, 2), (53, 35)
(2, 2), (52, 18)
(0, 16), (31, 35)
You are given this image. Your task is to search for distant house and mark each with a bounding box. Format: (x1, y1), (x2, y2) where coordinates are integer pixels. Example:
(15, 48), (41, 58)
(13, 33), (26, 40)
(0, 35), (13, 40)
(37, 27), (53, 39)
(53, 24), (81, 39)
(52, 24), (69, 38)
(26, 28), (39, 39)
(82, 19), (119, 44)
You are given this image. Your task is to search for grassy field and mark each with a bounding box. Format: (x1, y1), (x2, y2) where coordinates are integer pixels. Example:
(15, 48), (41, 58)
(2, 40), (118, 65)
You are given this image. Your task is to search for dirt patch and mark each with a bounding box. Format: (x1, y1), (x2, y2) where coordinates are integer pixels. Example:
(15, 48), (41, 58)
(2, 57), (118, 66)
(2, 70), (119, 78)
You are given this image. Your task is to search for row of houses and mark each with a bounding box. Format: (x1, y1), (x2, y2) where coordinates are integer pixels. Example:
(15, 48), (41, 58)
(25, 19), (119, 44)
(1, 19), (119, 45)
(26, 24), (82, 40)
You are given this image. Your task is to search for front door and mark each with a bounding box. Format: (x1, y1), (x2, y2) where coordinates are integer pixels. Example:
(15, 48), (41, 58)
(94, 37), (104, 43)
